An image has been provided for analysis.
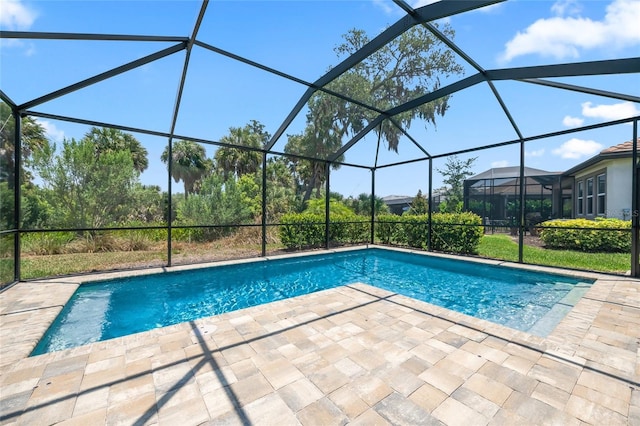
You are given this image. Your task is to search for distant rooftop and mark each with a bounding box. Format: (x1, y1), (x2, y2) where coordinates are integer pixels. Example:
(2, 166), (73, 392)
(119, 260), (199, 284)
(467, 166), (560, 181)
(600, 139), (638, 154)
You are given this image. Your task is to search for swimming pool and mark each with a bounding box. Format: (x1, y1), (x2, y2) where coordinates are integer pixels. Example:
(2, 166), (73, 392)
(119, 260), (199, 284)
(32, 248), (593, 355)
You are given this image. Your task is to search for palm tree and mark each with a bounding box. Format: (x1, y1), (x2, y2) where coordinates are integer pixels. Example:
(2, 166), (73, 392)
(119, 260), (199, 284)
(161, 140), (209, 199)
(214, 120), (268, 180)
(0, 101), (48, 184)
(84, 127), (148, 174)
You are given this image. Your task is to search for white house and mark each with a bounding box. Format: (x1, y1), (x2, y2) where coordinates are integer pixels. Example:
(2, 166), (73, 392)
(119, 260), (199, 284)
(562, 139), (637, 220)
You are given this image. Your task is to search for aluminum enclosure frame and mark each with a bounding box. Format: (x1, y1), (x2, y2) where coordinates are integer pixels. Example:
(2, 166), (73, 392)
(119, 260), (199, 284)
(1, 0), (639, 285)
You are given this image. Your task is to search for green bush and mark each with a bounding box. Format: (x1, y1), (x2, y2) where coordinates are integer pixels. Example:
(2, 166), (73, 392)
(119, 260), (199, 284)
(431, 212), (483, 254)
(539, 218), (631, 252)
(375, 212), (483, 254)
(279, 212), (370, 250)
(279, 213), (325, 249)
(375, 214), (398, 244)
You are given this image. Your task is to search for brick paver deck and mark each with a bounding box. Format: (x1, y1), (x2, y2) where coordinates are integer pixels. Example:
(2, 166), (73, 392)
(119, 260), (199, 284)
(1, 248), (638, 425)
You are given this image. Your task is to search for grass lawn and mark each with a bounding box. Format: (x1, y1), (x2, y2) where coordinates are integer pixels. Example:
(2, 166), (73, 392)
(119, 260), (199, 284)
(20, 250), (167, 280)
(18, 240), (282, 280)
(478, 234), (631, 274)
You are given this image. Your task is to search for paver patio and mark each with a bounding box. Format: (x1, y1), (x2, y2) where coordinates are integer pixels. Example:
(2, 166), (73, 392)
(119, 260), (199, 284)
(1, 249), (638, 425)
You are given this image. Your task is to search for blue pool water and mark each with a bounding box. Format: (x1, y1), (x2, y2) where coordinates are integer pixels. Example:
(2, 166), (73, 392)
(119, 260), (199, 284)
(32, 248), (593, 355)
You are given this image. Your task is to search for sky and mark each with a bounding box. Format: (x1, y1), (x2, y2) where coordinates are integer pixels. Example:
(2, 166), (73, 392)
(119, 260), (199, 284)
(1, 0), (639, 198)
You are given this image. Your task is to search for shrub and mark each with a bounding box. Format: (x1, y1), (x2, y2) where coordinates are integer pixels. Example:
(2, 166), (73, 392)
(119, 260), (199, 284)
(539, 218), (631, 252)
(375, 214), (398, 244)
(431, 212), (483, 254)
(22, 231), (75, 255)
(375, 212), (483, 254)
(279, 213), (325, 249)
(279, 212), (370, 249)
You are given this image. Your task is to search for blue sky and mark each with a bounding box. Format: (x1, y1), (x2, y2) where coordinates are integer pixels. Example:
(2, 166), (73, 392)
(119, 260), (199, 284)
(1, 0), (639, 198)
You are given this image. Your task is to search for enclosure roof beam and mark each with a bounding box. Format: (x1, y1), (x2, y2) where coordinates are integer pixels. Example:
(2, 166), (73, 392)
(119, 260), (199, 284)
(487, 81), (524, 140)
(429, 115), (640, 160)
(328, 73), (486, 162)
(0, 31), (188, 42)
(265, 0), (502, 151)
(23, 109), (372, 170)
(388, 117), (432, 158)
(519, 78), (640, 103)
(167, 0), (208, 141)
(17, 42), (187, 111)
(25, 110), (173, 139)
(0, 90), (17, 109)
(387, 73), (486, 117)
(376, 156), (429, 170)
(328, 116), (385, 162)
(486, 57), (640, 80)
(194, 40), (388, 116)
(392, 0), (489, 75)
(382, 57), (639, 121)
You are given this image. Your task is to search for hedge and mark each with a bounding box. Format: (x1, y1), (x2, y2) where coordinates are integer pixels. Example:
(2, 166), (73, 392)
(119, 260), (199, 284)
(280, 211), (484, 253)
(376, 212), (483, 254)
(279, 212), (369, 250)
(431, 212), (484, 254)
(538, 218), (631, 252)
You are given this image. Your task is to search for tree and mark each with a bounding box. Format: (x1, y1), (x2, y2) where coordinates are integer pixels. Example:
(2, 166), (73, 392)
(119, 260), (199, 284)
(84, 127), (148, 174)
(284, 119), (343, 203)
(32, 138), (138, 229)
(0, 102), (48, 184)
(285, 23), (463, 201)
(176, 174), (253, 239)
(437, 156), (476, 213)
(264, 157), (299, 220)
(161, 140), (210, 199)
(214, 120), (268, 180)
(345, 193), (389, 216)
(322, 24), (464, 152)
(406, 190), (429, 215)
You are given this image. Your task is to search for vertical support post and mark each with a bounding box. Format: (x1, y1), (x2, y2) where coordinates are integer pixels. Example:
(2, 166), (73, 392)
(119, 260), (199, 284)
(518, 140), (525, 263)
(370, 168), (375, 244)
(325, 162), (330, 250)
(13, 110), (21, 282)
(428, 158), (433, 252)
(167, 138), (173, 267)
(261, 152), (267, 257)
(631, 121), (639, 277)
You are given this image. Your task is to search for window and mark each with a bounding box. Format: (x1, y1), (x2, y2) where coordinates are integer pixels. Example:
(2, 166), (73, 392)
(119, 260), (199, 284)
(586, 177), (594, 215)
(597, 174), (606, 215)
(577, 181), (584, 215)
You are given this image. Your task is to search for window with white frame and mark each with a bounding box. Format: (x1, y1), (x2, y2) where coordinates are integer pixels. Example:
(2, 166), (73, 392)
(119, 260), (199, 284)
(586, 177), (594, 215)
(577, 181), (584, 215)
(597, 174), (606, 215)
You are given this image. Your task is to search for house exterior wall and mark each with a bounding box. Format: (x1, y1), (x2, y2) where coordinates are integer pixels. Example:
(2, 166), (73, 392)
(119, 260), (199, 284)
(573, 158), (632, 220)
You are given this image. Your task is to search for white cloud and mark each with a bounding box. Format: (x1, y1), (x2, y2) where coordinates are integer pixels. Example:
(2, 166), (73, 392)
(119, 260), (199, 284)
(581, 101), (640, 121)
(526, 149), (545, 157)
(552, 138), (602, 159)
(491, 160), (509, 168)
(0, 0), (36, 30)
(499, 0), (640, 63)
(36, 119), (65, 142)
(372, 0), (395, 15)
(551, 0), (582, 17)
(562, 115), (584, 127)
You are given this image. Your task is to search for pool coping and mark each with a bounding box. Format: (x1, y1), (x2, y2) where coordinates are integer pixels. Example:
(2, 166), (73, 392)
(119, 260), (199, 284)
(0, 244), (614, 365)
